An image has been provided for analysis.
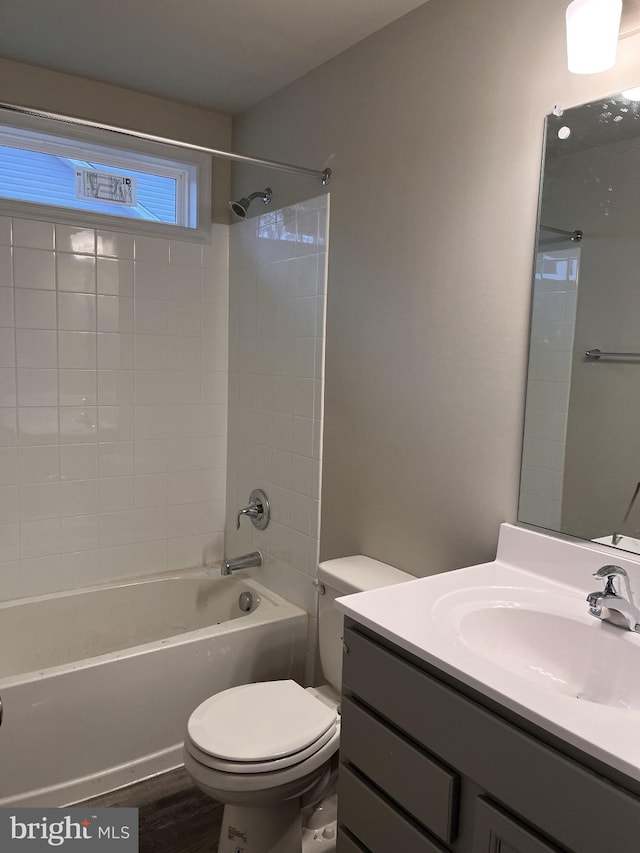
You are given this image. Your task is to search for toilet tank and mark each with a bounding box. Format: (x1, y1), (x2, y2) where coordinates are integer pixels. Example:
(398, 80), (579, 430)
(317, 556), (414, 692)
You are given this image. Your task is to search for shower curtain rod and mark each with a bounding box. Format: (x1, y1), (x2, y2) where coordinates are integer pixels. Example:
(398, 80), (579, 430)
(540, 224), (582, 242)
(0, 100), (332, 185)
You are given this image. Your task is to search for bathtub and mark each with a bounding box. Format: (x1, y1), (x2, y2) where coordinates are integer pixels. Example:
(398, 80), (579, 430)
(0, 570), (307, 807)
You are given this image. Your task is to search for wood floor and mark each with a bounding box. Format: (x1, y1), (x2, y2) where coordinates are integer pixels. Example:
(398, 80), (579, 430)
(79, 767), (223, 853)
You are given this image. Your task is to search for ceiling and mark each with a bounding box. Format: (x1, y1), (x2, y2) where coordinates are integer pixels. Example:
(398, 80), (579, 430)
(0, 0), (428, 115)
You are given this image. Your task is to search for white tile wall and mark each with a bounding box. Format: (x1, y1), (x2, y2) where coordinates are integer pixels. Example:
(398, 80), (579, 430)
(226, 195), (329, 684)
(519, 247), (579, 529)
(0, 216), (229, 601)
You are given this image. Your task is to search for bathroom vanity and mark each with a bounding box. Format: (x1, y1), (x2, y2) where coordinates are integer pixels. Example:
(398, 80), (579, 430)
(334, 86), (640, 853)
(335, 525), (640, 853)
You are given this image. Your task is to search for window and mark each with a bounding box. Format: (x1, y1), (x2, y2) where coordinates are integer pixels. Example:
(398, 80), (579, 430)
(535, 249), (580, 282)
(0, 111), (211, 242)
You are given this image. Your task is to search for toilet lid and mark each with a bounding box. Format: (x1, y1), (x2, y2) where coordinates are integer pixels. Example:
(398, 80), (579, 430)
(187, 680), (339, 763)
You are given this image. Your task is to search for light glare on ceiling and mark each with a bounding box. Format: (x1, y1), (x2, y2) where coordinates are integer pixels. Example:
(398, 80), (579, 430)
(565, 0), (622, 74)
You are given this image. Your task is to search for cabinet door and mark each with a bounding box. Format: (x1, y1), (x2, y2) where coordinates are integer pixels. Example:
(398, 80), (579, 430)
(473, 799), (563, 853)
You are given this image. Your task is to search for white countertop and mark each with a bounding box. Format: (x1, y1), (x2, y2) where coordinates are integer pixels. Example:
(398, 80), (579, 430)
(335, 523), (640, 784)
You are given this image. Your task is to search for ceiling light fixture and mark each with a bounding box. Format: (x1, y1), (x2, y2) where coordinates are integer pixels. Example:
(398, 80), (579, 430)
(566, 0), (622, 74)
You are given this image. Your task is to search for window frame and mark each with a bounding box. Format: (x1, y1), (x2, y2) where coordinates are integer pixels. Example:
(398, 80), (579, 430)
(0, 109), (211, 243)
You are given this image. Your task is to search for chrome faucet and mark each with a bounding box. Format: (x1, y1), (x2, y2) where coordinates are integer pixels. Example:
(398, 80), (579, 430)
(221, 550), (262, 576)
(586, 565), (640, 632)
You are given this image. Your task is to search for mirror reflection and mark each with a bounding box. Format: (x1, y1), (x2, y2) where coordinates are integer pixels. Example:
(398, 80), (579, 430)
(519, 90), (640, 554)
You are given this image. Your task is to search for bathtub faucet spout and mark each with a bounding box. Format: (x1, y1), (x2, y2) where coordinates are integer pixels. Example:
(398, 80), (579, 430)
(222, 551), (262, 576)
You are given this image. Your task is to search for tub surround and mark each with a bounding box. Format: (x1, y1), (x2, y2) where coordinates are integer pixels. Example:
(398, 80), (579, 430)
(0, 218), (229, 600)
(226, 195), (329, 682)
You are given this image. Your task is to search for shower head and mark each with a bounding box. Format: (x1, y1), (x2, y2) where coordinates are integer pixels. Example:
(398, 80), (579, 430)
(229, 187), (272, 219)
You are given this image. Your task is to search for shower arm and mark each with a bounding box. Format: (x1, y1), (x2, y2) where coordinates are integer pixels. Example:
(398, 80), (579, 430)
(0, 100), (332, 186)
(247, 190), (271, 204)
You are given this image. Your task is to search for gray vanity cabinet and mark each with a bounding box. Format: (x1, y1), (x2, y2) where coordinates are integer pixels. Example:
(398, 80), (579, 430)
(337, 620), (640, 853)
(472, 799), (561, 853)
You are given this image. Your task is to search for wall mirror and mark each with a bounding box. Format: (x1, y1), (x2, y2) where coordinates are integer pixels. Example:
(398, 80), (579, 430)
(519, 88), (640, 555)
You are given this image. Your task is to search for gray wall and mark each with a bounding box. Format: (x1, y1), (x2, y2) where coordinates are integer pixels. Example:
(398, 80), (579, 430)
(231, 0), (640, 574)
(0, 58), (232, 223)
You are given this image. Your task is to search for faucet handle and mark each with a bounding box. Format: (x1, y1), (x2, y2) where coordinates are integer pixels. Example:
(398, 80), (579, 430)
(236, 501), (259, 530)
(235, 488), (270, 531)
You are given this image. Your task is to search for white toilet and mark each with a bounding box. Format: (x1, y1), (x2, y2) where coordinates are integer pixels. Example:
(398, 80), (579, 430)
(183, 555), (413, 853)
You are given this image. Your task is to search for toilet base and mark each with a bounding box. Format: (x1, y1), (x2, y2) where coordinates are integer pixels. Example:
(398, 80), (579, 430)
(301, 793), (338, 852)
(215, 800), (338, 853)
(301, 821), (337, 853)
(217, 800), (301, 853)
(214, 787), (338, 853)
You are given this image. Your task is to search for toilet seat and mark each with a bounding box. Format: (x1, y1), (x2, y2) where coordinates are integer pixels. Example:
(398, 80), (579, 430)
(186, 724), (338, 773)
(184, 723), (341, 797)
(186, 680), (339, 774)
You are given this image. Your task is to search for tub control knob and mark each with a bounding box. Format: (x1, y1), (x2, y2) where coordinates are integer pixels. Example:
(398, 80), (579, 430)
(236, 488), (270, 531)
(322, 825), (336, 840)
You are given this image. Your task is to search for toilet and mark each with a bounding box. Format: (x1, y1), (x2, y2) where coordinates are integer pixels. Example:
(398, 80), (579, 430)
(183, 555), (414, 853)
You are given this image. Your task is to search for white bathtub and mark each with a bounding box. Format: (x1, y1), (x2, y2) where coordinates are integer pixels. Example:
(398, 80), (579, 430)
(0, 570), (307, 807)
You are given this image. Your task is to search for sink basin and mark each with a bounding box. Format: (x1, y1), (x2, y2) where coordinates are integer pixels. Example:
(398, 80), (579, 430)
(335, 524), (640, 783)
(433, 587), (640, 710)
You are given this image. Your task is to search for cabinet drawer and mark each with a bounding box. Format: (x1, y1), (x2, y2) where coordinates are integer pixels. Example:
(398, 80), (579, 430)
(343, 625), (640, 853)
(341, 696), (458, 844)
(473, 798), (562, 853)
(339, 765), (447, 853)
